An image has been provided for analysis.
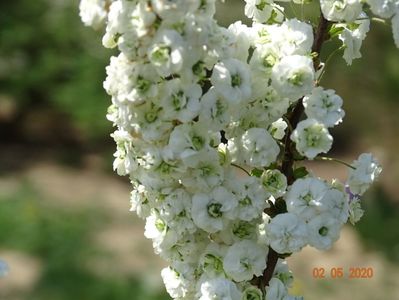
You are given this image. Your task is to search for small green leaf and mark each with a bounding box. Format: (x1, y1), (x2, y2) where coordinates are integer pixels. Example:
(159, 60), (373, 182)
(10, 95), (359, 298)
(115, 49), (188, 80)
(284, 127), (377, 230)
(294, 166), (309, 179)
(277, 252), (292, 259)
(329, 25), (345, 38)
(251, 168), (263, 177)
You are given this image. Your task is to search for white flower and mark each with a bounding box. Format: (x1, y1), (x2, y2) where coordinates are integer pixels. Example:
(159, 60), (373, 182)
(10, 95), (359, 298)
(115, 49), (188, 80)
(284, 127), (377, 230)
(242, 286), (263, 300)
(192, 186), (238, 233)
(307, 213), (342, 250)
(320, 0), (362, 22)
(130, 100), (173, 143)
(199, 243), (227, 278)
(111, 129), (138, 176)
(166, 123), (211, 166)
(144, 211), (179, 254)
(266, 213), (308, 254)
(291, 119), (333, 159)
(366, 0), (397, 18)
(161, 266), (194, 299)
(285, 177), (329, 221)
(286, 177), (349, 224)
(279, 19), (314, 56)
(348, 198), (364, 224)
(273, 260), (294, 288)
(105, 54), (159, 105)
(211, 58), (252, 104)
(249, 44), (280, 78)
(159, 189), (196, 235)
(228, 21), (252, 61)
(229, 128), (280, 168)
(206, 27), (237, 64)
(161, 79), (202, 123)
(347, 153), (382, 195)
(151, 0), (200, 19)
(130, 1), (157, 38)
(130, 184), (151, 219)
(303, 87), (345, 127)
(336, 16), (370, 65)
(199, 88), (233, 131)
(247, 87), (291, 125)
(266, 278), (287, 300)
(198, 277), (242, 300)
(79, 0), (109, 29)
(196, 0), (217, 17)
(261, 169), (288, 199)
(226, 174), (270, 221)
(223, 240), (267, 282)
(269, 118), (288, 140)
(271, 55), (315, 101)
(216, 218), (259, 245)
(148, 30), (185, 77)
(323, 186), (350, 224)
(181, 149), (225, 192)
(101, 1), (136, 49)
(128, 64), (160, 104)
(244, 0), (275, 23)
(161, 232), (208, 263)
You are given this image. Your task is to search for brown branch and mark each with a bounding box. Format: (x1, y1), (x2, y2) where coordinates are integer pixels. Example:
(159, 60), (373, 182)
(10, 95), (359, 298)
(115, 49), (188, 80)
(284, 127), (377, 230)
(312, 14), (330, 69)
(257, 12), (330, 293)
(257, 248), (279, 293)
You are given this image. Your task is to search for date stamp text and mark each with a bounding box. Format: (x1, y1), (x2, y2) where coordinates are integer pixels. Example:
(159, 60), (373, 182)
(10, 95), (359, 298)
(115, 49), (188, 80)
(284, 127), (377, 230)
(312, 267), (374, 279)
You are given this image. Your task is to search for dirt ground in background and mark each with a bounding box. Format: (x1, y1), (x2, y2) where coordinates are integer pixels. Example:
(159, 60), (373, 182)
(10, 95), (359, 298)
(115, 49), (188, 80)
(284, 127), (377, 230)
(1, 161), (398, 300)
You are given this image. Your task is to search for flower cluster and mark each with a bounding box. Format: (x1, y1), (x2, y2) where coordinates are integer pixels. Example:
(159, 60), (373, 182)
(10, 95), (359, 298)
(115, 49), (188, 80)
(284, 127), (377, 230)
(320, 0), (399, 64)
(79, 0), (389, 299)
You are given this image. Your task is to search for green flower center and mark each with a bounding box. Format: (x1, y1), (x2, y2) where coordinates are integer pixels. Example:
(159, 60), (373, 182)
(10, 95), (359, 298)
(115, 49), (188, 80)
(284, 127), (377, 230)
(319, 226), (329, 236)
(192, 136), (204, 151)
(231, 74), (242, 87)
(203, 254), (224, 273)
(137, 76), (151, 94)
(151, 45), (171, 64)
(232, 221), (253, 239)
(207, 203), (223, 218)
(288, 72), (304, 86)
(172, 91), (185, 111)
(145, 111), (158, 123)
(239, 197), (252, 206)
(155, 219), (166, 231)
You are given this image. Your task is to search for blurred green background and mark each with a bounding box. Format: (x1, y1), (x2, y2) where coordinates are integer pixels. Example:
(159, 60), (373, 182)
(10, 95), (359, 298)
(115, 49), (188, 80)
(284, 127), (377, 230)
(1, 0), (399, 299)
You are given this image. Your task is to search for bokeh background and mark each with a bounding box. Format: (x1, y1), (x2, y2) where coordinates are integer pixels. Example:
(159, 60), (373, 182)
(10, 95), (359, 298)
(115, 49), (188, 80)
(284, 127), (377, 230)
(1, 1), (399, 299)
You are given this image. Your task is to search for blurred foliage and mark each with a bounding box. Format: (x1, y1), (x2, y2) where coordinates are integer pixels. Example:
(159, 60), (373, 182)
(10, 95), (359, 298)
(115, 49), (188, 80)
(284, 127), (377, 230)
(0, 0), (113, 141)
(0, 184), (167, 299)
(357, 185), (399, 263)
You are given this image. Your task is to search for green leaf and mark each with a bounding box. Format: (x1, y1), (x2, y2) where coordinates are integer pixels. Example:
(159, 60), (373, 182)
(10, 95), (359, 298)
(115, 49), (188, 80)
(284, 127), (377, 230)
(251, 168), (263, 178)
(329, 25), (345, 38)
(293, 166), (309, 179)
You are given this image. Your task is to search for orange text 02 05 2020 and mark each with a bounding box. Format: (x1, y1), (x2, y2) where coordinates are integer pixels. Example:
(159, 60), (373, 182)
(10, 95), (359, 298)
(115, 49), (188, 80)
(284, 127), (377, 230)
(312, 267), (374, 279)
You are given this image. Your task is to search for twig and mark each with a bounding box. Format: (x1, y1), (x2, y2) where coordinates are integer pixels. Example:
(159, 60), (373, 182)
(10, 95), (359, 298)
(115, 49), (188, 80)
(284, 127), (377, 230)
(231, 163), (251, 176)
(315, 156), (356, 170)
(257, 12), (331, 292)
